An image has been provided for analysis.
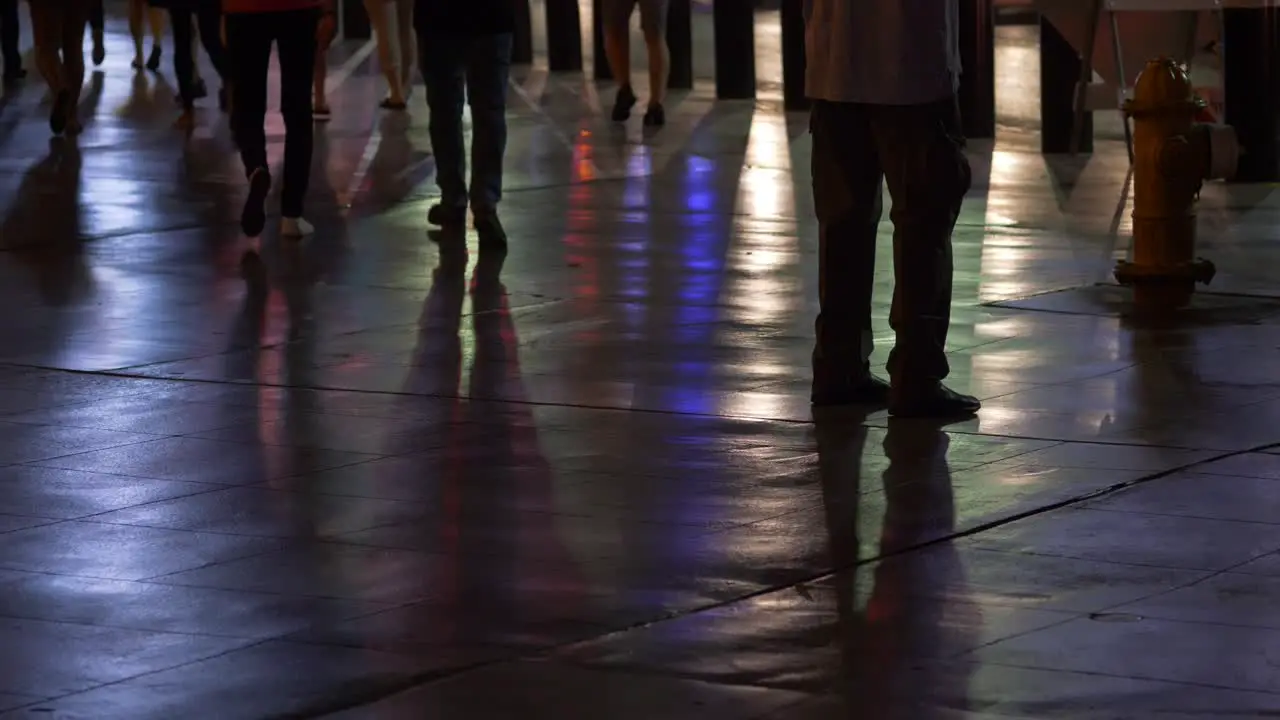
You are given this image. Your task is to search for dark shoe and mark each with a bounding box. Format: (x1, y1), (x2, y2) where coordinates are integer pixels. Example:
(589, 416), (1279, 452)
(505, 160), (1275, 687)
(92, 38), (105, 67)
(49, 89), (70, 135)
(240, 167), (271, 238)
(2, 67), (24, 85)
(611, 84), (636, 122)
(642, 104), (665, 127)
(427, 203), (466, 227)
(474, 212), (507, 249)
(379, 97), (407, 111)
(889, 383), (981, 419)
(146, 45), (162, 72)
(811, 374), (890, 407)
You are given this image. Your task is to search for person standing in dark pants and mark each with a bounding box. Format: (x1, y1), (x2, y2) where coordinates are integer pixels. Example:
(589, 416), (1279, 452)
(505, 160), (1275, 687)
(223, 0), (319, 239)
(805, 0), (981, 419)
(155, 0), (226, 130)
(0, 0), (24, 83)
(415, 0), (514, 245)
(88, 0), (105, 66)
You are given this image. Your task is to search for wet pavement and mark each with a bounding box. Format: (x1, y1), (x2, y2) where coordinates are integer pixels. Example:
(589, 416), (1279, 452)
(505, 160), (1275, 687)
(1, 5), (1280, 719)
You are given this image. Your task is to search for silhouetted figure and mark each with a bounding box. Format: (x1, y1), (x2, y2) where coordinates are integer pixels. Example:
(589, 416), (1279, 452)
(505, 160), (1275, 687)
(806, 0), (980, 419)
(602, 0), (669, 126)
(415, 0), (514, 246)
(154, 0), (227, 130)
(225, 0), (319, 239)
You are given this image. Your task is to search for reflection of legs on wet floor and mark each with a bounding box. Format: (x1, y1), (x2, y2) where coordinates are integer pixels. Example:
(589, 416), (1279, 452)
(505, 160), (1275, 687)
(809, 97), (980, 419)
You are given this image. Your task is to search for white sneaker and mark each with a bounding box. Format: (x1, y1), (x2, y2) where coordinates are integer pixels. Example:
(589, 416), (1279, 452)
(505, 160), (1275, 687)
(280, 216), (314, 238)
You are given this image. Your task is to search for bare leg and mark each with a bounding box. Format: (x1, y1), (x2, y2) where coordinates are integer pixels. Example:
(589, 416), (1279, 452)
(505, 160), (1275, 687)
(314, 12), (335, 113)
(363, 0), (404, 105)
(28, 1), (62, 91)
(643, 27), (668, 108)
(128, 0), (145, 65)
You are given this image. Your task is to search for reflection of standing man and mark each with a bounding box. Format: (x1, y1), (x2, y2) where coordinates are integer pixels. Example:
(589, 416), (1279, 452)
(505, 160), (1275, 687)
(805, 0), (981, 419)
(0, 0), (24, 83)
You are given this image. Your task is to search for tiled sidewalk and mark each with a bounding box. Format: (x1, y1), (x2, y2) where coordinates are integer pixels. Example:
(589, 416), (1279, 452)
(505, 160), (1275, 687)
(0, 11), (1279, 720)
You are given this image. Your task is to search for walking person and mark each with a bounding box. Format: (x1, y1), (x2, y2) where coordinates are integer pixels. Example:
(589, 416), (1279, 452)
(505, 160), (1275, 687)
(154, 0), (227, 130)
(416, 0), (514, 245)
(601, 0), (668, 126)
(364, 0), (414, 109)
(224, 0), (319, 239)
(805, 0), (980, 418)
(0, 0), (24, 83)
(27, 0), (94, 135)
(129, 0), (166, 70)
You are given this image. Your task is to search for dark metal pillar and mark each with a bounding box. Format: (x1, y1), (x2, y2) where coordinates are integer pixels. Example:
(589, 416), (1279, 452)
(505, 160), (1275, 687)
(713, 0), (755, 99)
(341, 0), (370, 40)
(1223, 7), (1280, 181)
(513, 0), (534, 65)
(1040, 14), (1091, 153)
(545, 0), (584, 72)
(959, 0), (995, 138)
(668, 0), (694, 89)
(781, 0), (807, 110)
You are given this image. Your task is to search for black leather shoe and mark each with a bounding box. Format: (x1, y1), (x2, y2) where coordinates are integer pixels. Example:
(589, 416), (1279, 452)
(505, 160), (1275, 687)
(427, 203), (466, 227)
(811, 374), (890, 407)
(889, 383), (980, 419)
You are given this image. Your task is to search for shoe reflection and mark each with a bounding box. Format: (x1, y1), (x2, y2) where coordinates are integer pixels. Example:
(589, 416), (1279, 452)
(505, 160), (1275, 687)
(817, 417), (976, 718)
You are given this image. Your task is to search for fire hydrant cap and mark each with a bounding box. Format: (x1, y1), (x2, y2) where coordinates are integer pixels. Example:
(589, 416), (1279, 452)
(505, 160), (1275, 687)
(1127, 57), (1206, 114)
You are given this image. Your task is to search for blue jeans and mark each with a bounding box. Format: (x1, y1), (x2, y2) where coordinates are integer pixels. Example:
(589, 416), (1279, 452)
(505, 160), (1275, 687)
(419, 32), (513, 214)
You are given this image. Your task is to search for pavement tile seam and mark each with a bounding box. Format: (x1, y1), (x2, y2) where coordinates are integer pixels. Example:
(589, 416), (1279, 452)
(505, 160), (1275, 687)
(972, 657), (1280, 699)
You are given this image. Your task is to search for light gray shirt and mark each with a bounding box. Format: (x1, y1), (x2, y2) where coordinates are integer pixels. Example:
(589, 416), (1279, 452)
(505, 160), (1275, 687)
(804, 0), (962, 105)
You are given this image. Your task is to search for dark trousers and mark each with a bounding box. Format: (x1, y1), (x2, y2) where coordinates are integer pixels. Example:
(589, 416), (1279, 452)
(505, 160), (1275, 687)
(809, 97), (970, 386)
(170, 2), (225, 108)
(226, 9), (317, 218)
(0, 0), (20, 76)
(89, 0), (103, 33)
(419, 31), (513, 213)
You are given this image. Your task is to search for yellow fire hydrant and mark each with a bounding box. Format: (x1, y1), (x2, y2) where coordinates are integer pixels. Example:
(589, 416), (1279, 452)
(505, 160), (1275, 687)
(1115, 57), (1239, 310)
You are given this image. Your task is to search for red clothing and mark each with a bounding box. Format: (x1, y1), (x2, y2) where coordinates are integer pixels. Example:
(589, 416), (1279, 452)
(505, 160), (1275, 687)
(222, 0), (320, 13)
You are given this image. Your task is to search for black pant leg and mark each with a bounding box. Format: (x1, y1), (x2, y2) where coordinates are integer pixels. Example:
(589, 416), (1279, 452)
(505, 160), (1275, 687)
(420, 31), (468, 208)
(463, 33), (513, 213)
(0, 0), (21, 75)
(226, 12), (274, 174)
(870, 97), (970, 386)
(170, 7), (196, 108)
(272, 8), (317, 217)
(196, 2), (225, 79)
(809, 100), (884, 389)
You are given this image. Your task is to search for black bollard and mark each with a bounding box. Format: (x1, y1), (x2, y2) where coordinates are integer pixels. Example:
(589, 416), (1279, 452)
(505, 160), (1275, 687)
(1040, 14), (1091, 154)
(667, 0), (693, 89)
(545, 0), (584, 72)
(513, 0), (534, 65)
(340, 0), (370, 40)
(1223, 7), (1280, 181)
(780, 0), (806, 110)
(713, 0), (755, 98)
(958, 0), (995, 139)
(592, 0), (611, 80)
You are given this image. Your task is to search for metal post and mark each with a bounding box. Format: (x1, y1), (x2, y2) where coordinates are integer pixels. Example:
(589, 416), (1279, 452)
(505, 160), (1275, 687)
(958, 0), (995, 138)
(545, 0), (584, 72)
(1040, 14), (1092, 154)
(667, 0), (693, 89)
(340, 0), (370, 40)
(1223, 6), (1280, 181)
(713, 0), (755, 99)
(781, 0), (806, 110)
(513, 0), (534, 65)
